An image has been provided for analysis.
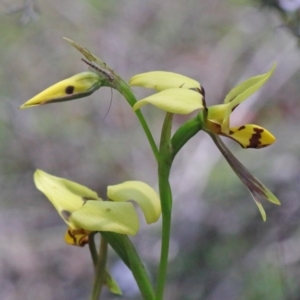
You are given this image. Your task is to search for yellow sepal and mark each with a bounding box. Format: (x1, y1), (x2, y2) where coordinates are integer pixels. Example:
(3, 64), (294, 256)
(107, 181), (161, 224)
(222, 64), (276, 128)
(70, 201), (140, 235)
(129, 71), (200, 91)
(34, 169), (100, 228)
(133, 88), (203, 114)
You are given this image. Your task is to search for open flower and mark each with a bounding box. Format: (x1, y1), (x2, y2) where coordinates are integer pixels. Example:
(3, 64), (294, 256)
(130, 66), (275, 149)
(34, 169), (161, 246)
(129, 66), (280, 220)
(204, 64), (276, 149)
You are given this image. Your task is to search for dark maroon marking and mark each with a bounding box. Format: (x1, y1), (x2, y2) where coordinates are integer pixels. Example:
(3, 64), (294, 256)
(65, 85), (74, 94)
(198, 87), (207, 109)
(200, 86), (205, 98)
(231, 105), (238, 112)
(78, 235), (89, 247)
(82, 196), (97, 201)
(67, 229), (77, 244)
(61, 210), (71, 221)
(238, 125), (246, 131)
(247, 128), (264, 148)
(81, 58), (114, 82)
(229, 130), (234, 134)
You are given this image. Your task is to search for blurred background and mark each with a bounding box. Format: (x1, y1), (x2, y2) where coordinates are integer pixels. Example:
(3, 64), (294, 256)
(1, 0), (300, 299)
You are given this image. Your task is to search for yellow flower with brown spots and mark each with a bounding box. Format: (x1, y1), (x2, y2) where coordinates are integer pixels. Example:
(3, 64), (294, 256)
(203, 64), (276, 149)
(34, 170), (161, 246)
(130, 66), (276, 149)
(129, 65), (280, 220)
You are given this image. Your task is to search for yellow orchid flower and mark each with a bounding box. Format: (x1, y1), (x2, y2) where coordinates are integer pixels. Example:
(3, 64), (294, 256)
(34, 170), (161, 246)
(204, 64), (276, 149)
(129, 66), (280, 220)
(130, 65), (275, 149)
(203, 64), (280, 220)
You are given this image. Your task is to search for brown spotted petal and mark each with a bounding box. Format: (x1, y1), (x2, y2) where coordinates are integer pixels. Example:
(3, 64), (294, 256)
(207, 133), (280, 221)
(220, 124), (276, 149)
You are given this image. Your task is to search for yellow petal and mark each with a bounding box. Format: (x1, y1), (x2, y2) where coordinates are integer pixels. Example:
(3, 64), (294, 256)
(70, 201), (139, 235)
(222, 64), (276, 127)
(107, 181), (161, 224)
(34, 169), (99, 228)
(20, 72), (102, 108)
(207, 103), (228, 126)
(129, 71), (200, 91)
(224, 64), (276, 105)
(133, 88), (203, 114)
(222, 124), (276, 149)
(64, 227), (90, 247)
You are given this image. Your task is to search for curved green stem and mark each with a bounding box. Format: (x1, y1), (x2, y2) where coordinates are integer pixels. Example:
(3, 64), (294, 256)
(91, 236), (108, 300)
(88, 232), (98, 268)
(156, 113), (173, 300)
(101, 232), (155, 300)
(171, 116), (202, 159)
(117, 81), (159, 162)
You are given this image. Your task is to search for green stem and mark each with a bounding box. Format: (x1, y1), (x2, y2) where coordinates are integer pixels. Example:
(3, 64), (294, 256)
(156, 113), (173, 300)
(88, 232), (98, 268)
(117, 80), (159, 162)
(156, 174), (172, 300)
(171, 116), (202, 159)
(91, 236), (108, 300)
(101, 232), (155, 300)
